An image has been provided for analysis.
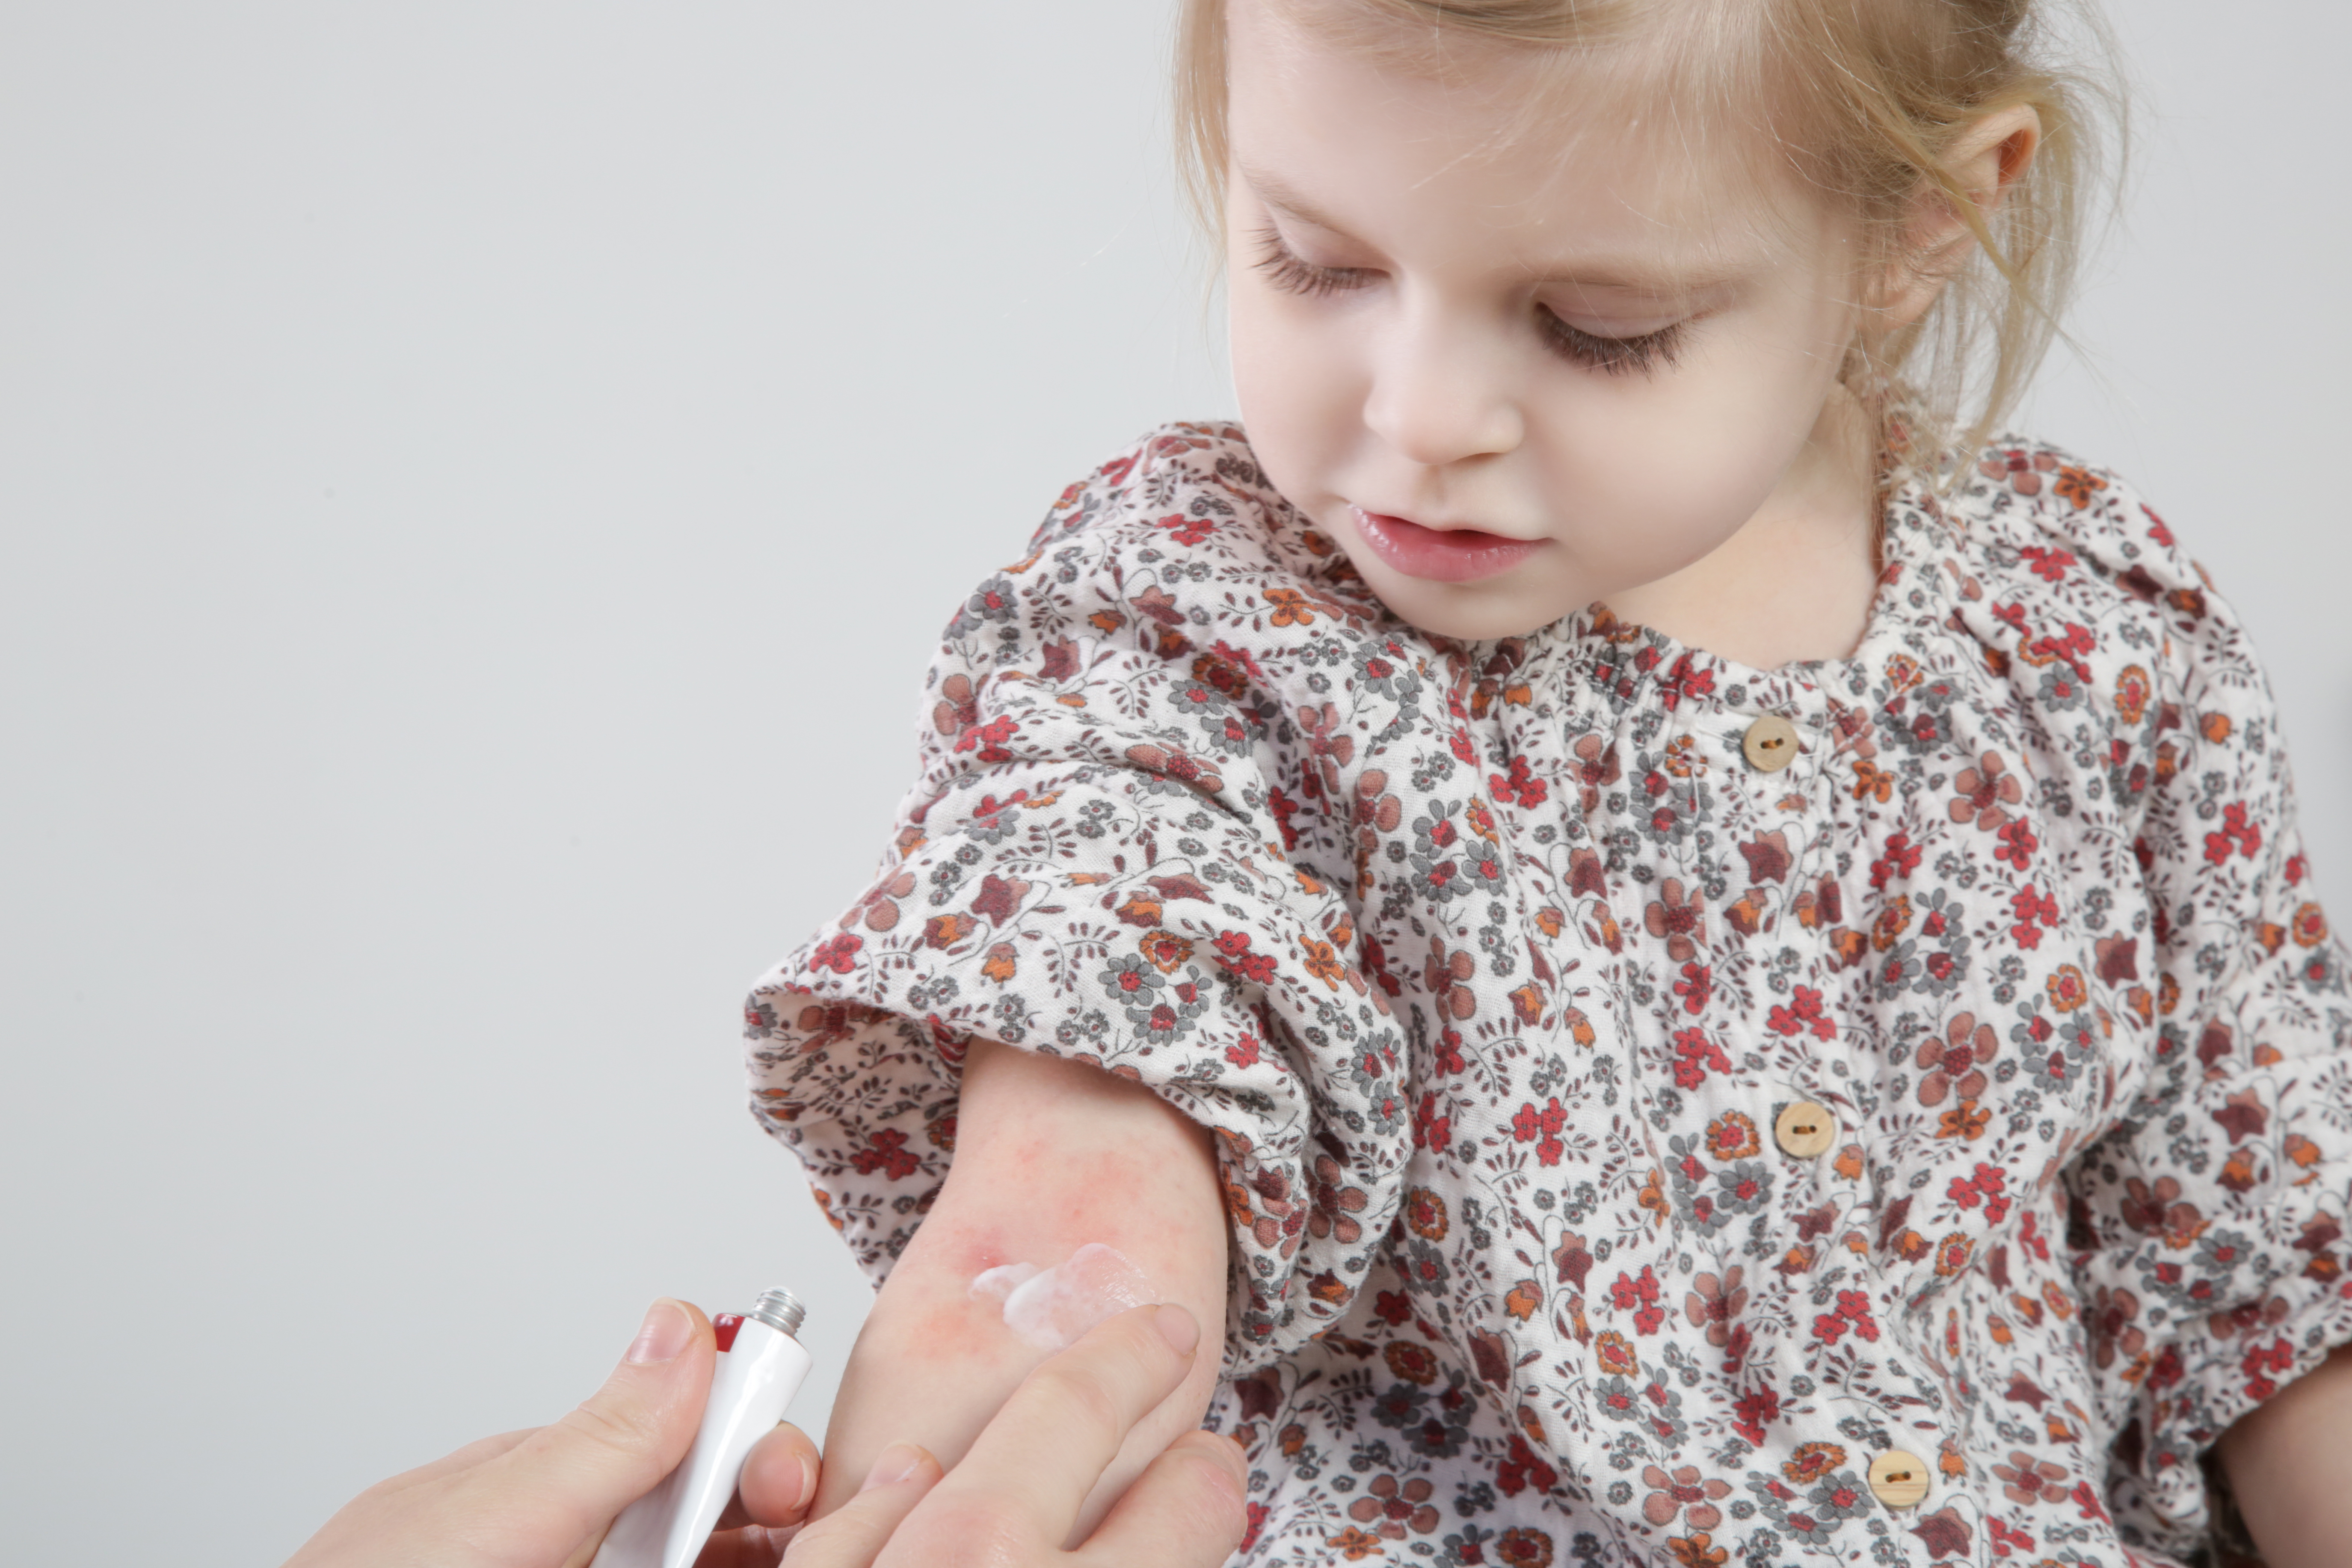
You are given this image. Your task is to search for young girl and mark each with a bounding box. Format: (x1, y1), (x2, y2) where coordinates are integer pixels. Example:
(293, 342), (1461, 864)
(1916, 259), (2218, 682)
(745, 2), (2352, 1563)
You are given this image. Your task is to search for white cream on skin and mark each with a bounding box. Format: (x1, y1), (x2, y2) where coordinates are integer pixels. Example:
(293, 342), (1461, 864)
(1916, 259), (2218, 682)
(969, 1242), (1155, 1351)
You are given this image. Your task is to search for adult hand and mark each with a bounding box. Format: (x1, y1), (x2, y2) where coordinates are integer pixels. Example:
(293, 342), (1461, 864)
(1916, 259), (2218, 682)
(766, 1302), (1247, 1568)
(281, 1298), (824, 1568)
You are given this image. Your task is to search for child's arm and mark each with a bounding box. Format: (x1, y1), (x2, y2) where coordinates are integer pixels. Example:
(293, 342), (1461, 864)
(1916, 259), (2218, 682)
(2218, 1347), (2352, 1564)
(807, 1035), (1231, 1538)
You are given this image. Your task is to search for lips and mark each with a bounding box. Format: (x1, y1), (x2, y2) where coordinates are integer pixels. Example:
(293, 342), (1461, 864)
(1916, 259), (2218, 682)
(1352, 508), (1544, 584)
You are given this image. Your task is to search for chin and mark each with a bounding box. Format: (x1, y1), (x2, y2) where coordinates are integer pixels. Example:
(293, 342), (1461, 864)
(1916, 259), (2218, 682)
(1361, 576), (1583, 642)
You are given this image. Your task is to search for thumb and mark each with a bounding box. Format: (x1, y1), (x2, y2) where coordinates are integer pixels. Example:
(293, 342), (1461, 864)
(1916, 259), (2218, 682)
(474, 1298), (717, 1552)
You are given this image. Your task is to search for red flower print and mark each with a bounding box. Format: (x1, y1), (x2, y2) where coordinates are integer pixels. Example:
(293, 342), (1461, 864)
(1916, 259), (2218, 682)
(807, 932), (863, 973)
(953, 714), (1020, 763)
(2009, 884), (2059, 949)
(1412, 1092), (1452, 1153)
(1670, 1028), (1730, 1089)
(1948, 1162), (2011, 1222)
(1994, 817), (2038, 869)
(1495, 1436), (1558, 1497)
(1153, 511), (1216, 546)
(2204, 801), (2262, 865)
(1511, 1097), (1568, 1166)
(1765, 986), (1836, 1041)
(1730, 1385), (1780, 1445)
(849, 1127), (920, 1180)
(1490, 753), (1549, 808)
(1673, 962), (1712, 1015)
(1659, 652), (1716, 711)
(1869, 831), (1922, 890)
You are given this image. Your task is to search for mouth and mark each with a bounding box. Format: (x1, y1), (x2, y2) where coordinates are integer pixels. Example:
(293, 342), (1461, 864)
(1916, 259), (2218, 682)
(1351, 508), (1545, 585)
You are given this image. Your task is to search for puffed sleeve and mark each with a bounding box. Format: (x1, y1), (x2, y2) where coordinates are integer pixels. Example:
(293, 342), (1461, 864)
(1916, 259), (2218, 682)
(2062, 505), (2352, 1528)
(742, 426), (1413, 1370)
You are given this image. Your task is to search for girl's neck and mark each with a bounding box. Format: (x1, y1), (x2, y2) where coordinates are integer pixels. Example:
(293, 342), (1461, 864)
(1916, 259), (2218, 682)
(1599, 388), (1883, 671)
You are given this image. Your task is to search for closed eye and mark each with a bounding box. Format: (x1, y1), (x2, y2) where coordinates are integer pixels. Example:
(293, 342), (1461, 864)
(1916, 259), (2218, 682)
(1538, 310), (1688, 377)
(1256, 222), (1691, 377)
(1252, 225), (1372, 298)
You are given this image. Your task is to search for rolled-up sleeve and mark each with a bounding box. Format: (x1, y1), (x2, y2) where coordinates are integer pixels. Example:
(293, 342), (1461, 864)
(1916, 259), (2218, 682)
(2064, 542), (2352, 1527)
(744, 445), (1413, 1372)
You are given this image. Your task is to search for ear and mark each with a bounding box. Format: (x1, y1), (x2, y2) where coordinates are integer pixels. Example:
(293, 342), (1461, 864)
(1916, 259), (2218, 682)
(1878, 102), (2042, 331)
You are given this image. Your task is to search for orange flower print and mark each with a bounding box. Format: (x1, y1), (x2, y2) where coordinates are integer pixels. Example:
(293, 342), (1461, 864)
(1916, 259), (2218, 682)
(2053, 463), (2108, 509)
(1937, 1101), (1992, 1141)
(1783, 1442), (1847, 1486)
(1594, 1330), (1638, 1377)
(1851, 758), (1894, 803)
(1322, 1526), (1386, 1561)
(1138, 930), (1194, 974)
(2293, 903), (2331, 949)
(1704, 1111), (1761, 1161)
(1385, 1340), (1439, 1385)
(1495, 1527), (1555, 1568)
(1934, 1234), (1973, 1277)
(1263, 587), (1317, 627)
(2115, 664), (2151, 726)
(1666, 1534), (1728, 1568)
(1871, 895), (1914, 952)
(1406, 1186), (1449, 1241)
(2045, 964), (2089, 1013)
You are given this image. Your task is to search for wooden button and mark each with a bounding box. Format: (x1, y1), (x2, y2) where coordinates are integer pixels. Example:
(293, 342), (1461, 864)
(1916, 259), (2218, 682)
(1742, 714), (1801, 772)
(1774, 1101), (1838, 1159)
(1867, 1449), (1931, 1510)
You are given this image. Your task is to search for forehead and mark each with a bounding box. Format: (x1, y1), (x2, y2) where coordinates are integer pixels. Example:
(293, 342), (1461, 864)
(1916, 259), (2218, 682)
(1228, 0), (1828, 281)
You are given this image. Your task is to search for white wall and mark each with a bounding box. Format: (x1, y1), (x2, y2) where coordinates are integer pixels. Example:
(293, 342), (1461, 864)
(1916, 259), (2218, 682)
(1, 4), (2342, 1564)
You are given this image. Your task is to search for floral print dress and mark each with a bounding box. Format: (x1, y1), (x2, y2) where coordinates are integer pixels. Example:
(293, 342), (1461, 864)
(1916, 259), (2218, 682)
(744, 424), (2352, 1568)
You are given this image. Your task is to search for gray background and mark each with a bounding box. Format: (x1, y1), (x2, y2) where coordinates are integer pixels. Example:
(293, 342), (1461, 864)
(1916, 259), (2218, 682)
(1, 4), (2342, 1564)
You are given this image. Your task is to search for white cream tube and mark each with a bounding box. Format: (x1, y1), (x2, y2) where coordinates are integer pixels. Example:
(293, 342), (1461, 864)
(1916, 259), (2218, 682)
(591, 1289), (812, 1568)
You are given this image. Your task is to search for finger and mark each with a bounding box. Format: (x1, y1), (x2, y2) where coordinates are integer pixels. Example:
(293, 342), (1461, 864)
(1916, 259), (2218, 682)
(470, 1299), (717, 1552)
(694, 1524), (794, 1568)
(779, 1444), (942, 1568)
(364, 1428), (541, 1496)
(714, 1422), (821, 1530)
(925, 1304), (1201, 1542)
(1077, 1430), (1249, 1568)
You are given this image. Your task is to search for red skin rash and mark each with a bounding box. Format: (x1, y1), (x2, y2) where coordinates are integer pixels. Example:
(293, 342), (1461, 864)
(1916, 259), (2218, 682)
(809, 1040), (1227, 1528)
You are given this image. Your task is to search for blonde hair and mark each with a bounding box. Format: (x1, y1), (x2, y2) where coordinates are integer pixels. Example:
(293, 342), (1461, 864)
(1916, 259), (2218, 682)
(1175, 0), (2121, 478)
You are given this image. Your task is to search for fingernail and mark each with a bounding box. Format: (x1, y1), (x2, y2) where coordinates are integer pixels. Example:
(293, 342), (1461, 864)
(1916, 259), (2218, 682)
(785, 1450), (819, 1513)
(626, 1299), (694, 1365)
(860, 1441), (928, 1493)
(1153, 1303), (1201, 1356)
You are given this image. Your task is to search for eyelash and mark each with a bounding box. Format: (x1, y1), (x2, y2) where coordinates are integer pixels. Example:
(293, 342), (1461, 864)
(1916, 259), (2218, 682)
(1251, 224), (1688, 378)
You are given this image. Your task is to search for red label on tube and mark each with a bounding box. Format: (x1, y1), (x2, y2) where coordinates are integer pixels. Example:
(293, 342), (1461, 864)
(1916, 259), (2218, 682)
(712, 1313), (744, 1352)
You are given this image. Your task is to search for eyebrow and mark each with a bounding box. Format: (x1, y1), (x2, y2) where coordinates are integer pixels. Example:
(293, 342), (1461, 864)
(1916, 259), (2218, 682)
(1238, 162), (1760, 296)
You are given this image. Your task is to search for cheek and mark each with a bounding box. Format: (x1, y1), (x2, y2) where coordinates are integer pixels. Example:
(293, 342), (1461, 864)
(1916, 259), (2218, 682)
(1227, 279), (1360, 505)
(1537, 324), (1846, 572)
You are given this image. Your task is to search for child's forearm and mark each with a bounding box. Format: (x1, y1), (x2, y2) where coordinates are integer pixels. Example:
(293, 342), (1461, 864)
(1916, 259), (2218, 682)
(2218, 1342), (2352, 1563)
(809, 1037), (1230, 1540)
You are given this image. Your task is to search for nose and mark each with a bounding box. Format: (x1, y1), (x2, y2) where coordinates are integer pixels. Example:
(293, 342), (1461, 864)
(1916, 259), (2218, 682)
(1361, 301), (1523, 468)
